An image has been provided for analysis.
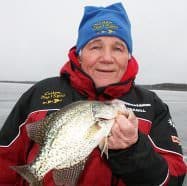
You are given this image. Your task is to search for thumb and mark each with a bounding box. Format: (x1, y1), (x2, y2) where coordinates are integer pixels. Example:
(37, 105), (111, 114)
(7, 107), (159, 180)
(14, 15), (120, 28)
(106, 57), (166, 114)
(128, 109), (138, 127)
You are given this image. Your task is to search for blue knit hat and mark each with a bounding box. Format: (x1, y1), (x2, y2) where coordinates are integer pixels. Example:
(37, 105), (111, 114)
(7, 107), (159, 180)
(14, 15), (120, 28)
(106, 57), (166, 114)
(76, 2), (132, 54)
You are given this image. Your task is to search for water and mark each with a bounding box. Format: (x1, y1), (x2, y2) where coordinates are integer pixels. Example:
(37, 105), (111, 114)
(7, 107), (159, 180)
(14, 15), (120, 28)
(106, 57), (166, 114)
(0, 83), (187, 154)
(154, 90), (187, 155)
(0, 83), (186, 185)
(0, 83), (33, 126)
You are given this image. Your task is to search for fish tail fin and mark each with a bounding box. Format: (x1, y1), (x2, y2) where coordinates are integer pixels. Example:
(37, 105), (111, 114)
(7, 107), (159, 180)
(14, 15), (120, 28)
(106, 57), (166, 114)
(11, 165), (42, 186)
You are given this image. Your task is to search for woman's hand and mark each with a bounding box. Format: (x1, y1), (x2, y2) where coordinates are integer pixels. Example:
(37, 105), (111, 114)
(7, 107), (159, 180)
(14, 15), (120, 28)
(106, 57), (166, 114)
(108, 109), (138, 150)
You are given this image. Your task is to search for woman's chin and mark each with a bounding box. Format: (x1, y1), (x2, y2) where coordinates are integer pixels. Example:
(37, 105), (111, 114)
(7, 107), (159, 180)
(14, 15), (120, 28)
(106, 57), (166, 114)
(94, 80), (117, 88)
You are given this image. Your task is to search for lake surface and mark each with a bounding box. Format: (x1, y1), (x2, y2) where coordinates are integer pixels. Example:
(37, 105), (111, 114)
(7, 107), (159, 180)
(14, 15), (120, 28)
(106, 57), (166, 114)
(0, 83), (186, 184)
(0, 83), (187, 153)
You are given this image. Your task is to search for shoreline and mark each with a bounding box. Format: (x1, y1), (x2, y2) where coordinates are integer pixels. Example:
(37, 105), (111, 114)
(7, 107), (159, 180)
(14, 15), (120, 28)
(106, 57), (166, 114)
(0, 80), (187, 91)
(0, 80), (36, 84)
(139, 83), (187, 92)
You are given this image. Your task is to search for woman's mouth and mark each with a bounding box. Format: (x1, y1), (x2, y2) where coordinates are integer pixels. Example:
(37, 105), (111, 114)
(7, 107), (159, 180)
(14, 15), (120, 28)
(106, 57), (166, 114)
(96, 69), (115, 73)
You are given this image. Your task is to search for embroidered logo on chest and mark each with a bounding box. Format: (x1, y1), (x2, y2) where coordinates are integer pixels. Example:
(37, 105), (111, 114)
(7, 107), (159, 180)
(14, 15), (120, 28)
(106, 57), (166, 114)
(41, 91), (66, 105)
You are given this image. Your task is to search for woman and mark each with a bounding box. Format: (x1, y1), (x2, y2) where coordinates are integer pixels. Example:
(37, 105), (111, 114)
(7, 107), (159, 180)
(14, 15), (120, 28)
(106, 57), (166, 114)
(0, 2), (186, 185)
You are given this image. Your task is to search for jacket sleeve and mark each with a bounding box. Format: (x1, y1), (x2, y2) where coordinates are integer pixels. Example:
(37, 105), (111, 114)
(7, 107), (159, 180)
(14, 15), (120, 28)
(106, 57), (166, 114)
(0, 85), (45, 185)
(107, 93), (186, 186)
(149, 93), (186, 185)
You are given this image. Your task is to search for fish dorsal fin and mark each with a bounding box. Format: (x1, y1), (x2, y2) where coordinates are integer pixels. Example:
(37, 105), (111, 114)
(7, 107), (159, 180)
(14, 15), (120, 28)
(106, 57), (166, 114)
(52, 159), (87, 186)
(26, 111), (59, 145)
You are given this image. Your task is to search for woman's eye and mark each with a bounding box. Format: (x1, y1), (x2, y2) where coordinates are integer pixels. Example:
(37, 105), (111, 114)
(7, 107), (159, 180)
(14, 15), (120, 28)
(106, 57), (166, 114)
(90, 46), (101, 50)
(114, 47), (123, 52)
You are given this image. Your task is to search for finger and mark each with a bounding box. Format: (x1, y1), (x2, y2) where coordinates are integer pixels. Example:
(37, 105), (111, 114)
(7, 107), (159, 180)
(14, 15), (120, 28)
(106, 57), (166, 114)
(117, 109), (129, 118)
(111, 120), (127, 140)
(110, 122), (121, 137)
(116, 114), (128, 124)
(107, 136), (115, 149)
(115, 113), (138, 140)
(115, 114), (130, 132)
(108, 135), (128, 149)
(128, 109), (138, 127)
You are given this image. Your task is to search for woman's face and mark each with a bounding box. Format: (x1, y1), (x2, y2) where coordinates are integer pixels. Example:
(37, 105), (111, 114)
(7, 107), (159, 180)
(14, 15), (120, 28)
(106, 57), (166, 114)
(79, 36), (129, 88)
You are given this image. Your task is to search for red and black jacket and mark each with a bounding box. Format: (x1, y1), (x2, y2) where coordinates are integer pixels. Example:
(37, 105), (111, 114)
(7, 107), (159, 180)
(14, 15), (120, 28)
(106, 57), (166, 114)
(0, 48), (186, 185)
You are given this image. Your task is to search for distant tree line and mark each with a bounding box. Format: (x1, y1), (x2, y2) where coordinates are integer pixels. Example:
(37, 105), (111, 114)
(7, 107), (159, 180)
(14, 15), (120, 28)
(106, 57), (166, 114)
(139, 83), (187, 91)
(0, 81), (187, 91)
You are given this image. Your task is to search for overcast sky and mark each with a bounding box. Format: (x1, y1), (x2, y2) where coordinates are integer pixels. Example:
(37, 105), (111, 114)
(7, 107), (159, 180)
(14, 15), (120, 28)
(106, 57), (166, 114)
(0, 0), (187, 84)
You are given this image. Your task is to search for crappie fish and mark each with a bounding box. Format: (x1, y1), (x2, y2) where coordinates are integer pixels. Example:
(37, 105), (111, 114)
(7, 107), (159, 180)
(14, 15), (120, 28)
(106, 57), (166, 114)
(11, 100), (127, 186)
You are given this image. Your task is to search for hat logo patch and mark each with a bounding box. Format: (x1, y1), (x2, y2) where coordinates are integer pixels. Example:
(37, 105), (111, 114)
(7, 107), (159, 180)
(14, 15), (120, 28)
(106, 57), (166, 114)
(92, 20), (119, 34)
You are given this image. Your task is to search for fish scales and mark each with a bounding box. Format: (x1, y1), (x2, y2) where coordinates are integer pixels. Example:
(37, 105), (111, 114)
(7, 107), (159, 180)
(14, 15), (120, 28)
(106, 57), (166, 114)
(11, 100), (127, 185)
(31, 102), (95, 178)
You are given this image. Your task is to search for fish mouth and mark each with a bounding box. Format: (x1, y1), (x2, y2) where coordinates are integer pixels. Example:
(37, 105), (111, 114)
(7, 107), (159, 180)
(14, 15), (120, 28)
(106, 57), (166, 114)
(97, 117), (109, 121)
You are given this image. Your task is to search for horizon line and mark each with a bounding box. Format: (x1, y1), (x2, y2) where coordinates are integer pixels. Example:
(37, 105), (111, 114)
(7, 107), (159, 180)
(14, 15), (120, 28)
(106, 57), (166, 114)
(0, 80), (187, 91)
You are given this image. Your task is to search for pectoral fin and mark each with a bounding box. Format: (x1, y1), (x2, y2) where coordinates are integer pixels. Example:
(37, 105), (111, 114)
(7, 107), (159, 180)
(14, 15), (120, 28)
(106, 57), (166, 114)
(99, 137), (109, 159)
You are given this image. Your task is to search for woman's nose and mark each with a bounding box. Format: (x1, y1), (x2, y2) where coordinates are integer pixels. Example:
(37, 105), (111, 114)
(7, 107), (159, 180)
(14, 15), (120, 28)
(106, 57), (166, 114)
(100, 49), (114, 63)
